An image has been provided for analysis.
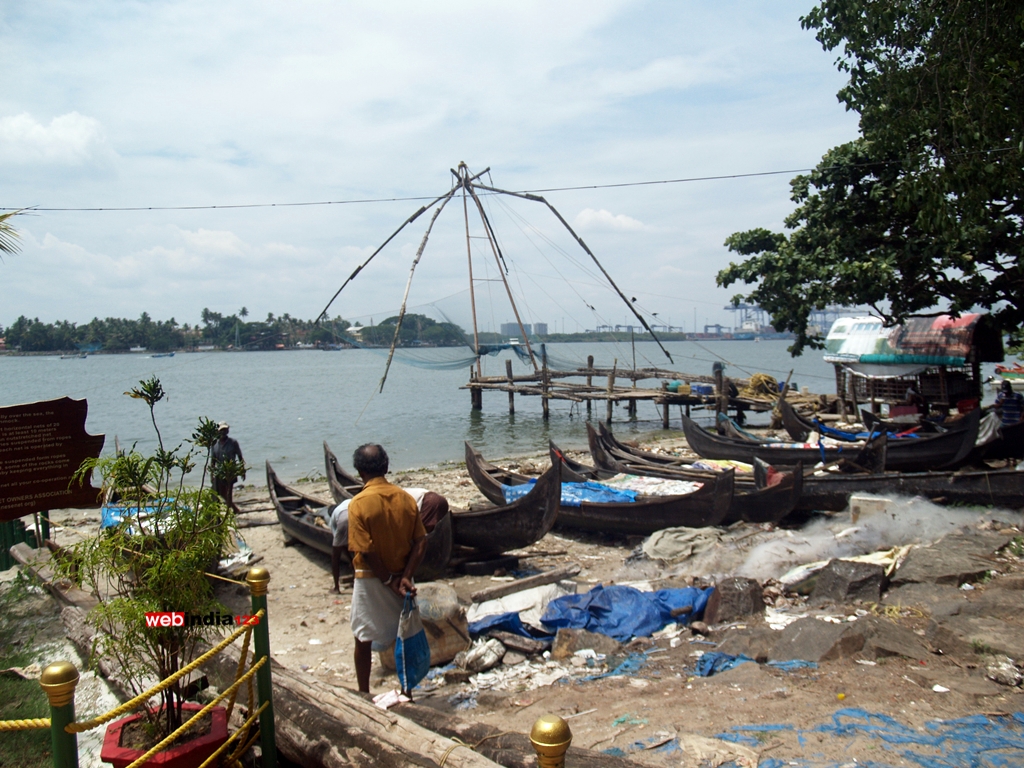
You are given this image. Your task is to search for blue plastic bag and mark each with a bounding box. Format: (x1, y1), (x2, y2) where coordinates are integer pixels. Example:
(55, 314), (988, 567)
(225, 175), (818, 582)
(394, 594), (430, 693)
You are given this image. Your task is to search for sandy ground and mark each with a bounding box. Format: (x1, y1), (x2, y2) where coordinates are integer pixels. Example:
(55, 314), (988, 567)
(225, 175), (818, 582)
(40, 436), (1024, 767)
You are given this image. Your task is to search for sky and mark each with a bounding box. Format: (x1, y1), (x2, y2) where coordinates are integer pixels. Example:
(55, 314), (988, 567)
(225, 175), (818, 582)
(0, 1), (861, 336)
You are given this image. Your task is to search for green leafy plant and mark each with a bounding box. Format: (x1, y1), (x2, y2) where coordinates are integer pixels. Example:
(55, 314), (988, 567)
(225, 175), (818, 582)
(55, 378), (236, 740)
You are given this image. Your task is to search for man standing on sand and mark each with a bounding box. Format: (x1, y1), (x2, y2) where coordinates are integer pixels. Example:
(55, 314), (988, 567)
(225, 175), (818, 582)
(212, 422), (245, 516)
(347, 444), (427, 695)
(330, 487), (448, 593)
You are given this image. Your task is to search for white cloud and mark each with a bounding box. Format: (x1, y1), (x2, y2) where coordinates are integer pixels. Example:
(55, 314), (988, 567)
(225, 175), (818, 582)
(0, 112), (112, 166)
(573, 208), (647, 232)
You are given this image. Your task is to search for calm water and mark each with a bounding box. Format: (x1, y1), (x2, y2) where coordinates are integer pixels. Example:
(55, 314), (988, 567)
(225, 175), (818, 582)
(0, 339), (917, 484)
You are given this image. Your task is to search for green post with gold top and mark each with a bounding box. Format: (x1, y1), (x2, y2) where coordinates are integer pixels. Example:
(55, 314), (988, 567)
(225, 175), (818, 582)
(39, 661), (79, 768)
(247, 566), (277, 768)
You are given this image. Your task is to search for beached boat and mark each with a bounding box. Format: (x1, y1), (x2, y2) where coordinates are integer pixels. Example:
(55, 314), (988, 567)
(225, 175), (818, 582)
(681, 409), (981, 473)
(798, 461), (1024, 512)
(450, 455), (562, 552)
(323, 442), (364, 502)
(582, 427), (801, 525)
(325, 441), (557, 554)
(266, 461), (452, 580)
(465, 442), (733, 534)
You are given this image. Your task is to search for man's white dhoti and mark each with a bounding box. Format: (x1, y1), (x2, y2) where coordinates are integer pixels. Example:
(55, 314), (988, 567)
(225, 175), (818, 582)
(350, 577), (404, 651)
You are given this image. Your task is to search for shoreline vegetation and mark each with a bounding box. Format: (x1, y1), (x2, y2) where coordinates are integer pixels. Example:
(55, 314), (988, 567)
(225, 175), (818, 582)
(0, 310), (792, 355)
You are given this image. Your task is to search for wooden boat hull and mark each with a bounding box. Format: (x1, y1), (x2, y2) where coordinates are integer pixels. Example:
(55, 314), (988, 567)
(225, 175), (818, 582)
(682, 410), (981, 473)
(323, 441), (364, 503)
(266, 461), (452, 581)
(778, 399), (813, 442)
(464, 442), (734, 535)
(799, 466), (1024, 512)
(451, 451), (561, 552)
(582, 429), (800, 525)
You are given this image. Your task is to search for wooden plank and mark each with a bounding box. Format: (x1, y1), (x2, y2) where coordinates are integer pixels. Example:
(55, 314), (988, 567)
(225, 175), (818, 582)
(470, 563), (581, 603)
(10, 542), (98, 610)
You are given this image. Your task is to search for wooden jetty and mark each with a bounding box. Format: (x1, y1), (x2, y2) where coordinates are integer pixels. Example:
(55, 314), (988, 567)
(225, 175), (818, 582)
(464, 353), (835, 428)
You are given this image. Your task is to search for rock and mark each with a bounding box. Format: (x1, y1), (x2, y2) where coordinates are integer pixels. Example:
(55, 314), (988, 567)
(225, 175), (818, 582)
(986, 656), (1023, 687)
(892, 531), (1014, 587)
(443, 668), (473, 685)
(927, 615), (1024, 660)
(769, 618), (848, 662)
(549, 628), (621, 660)
(903, 667), (1006, 698)
(837, 615), (930, 661)
(882, 583), (966, 617)
(714, 625), (777, 660)
(990, 574), (1024, 591)
(485, 630), (549, 655)
(955, 588), (1024, 620)
(768, 615), (928, 662)
(689, 621), (710, 636)
(502, 650), (527, 666)
(704, 577), (763, 624)
(811, 560), (886, 605)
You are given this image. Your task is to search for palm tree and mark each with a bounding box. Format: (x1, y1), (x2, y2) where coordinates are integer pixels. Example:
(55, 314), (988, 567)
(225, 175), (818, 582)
(0, 210), (24, 258)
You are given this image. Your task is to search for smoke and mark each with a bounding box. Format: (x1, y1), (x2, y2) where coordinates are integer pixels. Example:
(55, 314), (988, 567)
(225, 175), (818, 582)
(618, 496), (1023, 585)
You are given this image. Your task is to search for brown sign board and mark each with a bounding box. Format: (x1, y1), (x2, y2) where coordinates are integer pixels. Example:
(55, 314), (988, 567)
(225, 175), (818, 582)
(0, 397), (105, 522)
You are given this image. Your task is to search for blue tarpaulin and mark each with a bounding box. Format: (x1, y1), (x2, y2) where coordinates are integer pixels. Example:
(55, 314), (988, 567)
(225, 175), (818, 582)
(502, 481), (638, 507)
(540, 584), (712, 641)
(467, 612), (553, 641)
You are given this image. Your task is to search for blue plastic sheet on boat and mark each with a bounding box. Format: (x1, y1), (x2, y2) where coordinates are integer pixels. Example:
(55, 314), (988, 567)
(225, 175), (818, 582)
(540, 584), (711, 641)
(467, 611), (553, 641)
(501, 480), (638, 507)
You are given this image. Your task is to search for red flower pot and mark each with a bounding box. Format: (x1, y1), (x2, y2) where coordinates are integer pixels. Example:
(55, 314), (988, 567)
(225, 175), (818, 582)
(100, 703), (228, 768)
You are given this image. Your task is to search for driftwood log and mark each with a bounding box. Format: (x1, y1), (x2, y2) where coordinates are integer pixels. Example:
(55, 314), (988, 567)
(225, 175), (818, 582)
(394, 702), (642, 768)
(470, 564), (581, 604)
(201, 644), (504, 768)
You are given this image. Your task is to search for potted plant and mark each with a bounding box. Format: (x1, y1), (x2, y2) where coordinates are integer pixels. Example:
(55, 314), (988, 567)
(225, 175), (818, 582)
(55, 377), (244, 767)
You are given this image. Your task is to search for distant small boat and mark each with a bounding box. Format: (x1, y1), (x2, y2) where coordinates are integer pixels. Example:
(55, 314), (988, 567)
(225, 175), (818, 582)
(151, 352), (175, 358)
(60, 353), (87, 359)
(129, 346), (147, 353)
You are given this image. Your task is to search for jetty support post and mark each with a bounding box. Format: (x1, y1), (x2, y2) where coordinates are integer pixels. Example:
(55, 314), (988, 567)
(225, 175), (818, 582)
(541, 345), (549, 421)
(247, 567), (278, 768)
(470, 367), (482, 411)
(585, 355), (594, 416)
(661, 382), (670, 429)
(505, 359), (515, 415)
(606, 368), (616, 423)
(713, 365), (725, 418)
(40, 661), (79, 768)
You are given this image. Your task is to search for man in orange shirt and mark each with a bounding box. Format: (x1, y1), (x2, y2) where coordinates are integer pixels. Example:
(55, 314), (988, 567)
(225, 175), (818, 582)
(348, 443), (427, 694)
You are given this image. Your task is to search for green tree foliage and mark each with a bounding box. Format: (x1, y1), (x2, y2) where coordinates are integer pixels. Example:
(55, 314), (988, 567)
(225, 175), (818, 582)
(0, 210), (23, 257)
(356, 313), (467, 346)
(719, 1), (1024, 354)
(1, 311), (352, 352)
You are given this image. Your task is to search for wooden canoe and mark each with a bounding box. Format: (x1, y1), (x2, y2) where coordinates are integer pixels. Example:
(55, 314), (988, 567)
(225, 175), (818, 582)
(581, 429), (801, 525)
(323, 441), (366, 503)
(266, 461), (452, 581)
(464, 442), (733, 534)
(798, 463), (1024, 512)
(450, 452), (562, 553)
(681, 409), (981, 473)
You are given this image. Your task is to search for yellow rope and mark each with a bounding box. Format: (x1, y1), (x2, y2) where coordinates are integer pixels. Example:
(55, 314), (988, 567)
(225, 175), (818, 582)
(0, 718), (50, 731)
(67, 608), (264, 734)
(122, 656), (266, 768)
(203, 571), (248, 587)
(224, 624), (254, 721)
(194, 701), (267, 768)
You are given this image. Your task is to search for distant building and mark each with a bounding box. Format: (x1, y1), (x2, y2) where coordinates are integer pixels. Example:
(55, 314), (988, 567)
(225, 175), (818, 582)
(500, 322), (531, 337)
(534, 322), (548, 336)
